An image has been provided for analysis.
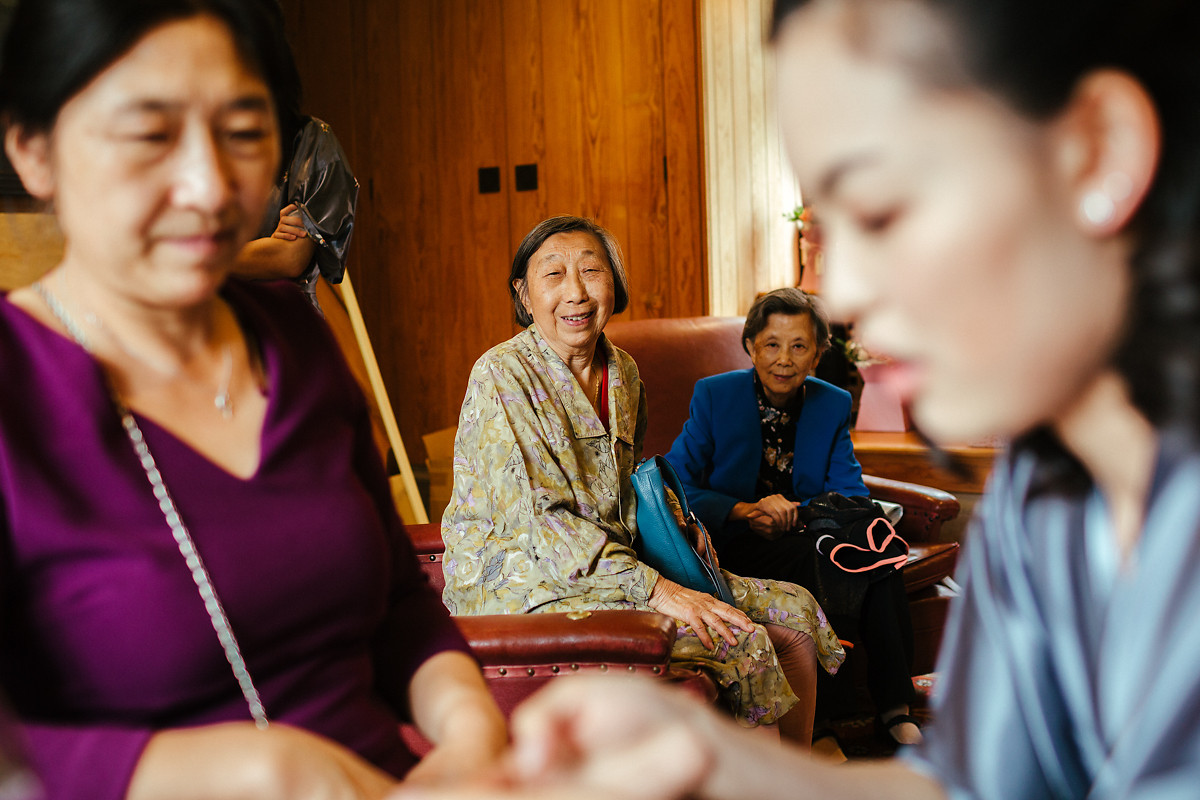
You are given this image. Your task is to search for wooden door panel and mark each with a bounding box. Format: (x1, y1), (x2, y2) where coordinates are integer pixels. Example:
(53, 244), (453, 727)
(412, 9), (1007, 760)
(613, 0), (670, 321)
(662, 0), (707, 317)
(502, 0), (550, 257)
(432, 0), (514, 428)
(280, 0), (705, 466)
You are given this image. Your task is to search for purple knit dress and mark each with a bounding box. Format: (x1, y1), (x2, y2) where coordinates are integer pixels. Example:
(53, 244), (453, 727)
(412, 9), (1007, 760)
(0, 280), (468, 799)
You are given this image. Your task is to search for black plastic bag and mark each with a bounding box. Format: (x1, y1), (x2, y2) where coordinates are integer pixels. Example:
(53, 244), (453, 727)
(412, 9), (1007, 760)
(276, 117), (358, 284)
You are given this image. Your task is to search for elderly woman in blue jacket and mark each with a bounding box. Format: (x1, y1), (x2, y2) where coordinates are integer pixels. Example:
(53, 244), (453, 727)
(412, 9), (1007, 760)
(665, 287), (919, 749)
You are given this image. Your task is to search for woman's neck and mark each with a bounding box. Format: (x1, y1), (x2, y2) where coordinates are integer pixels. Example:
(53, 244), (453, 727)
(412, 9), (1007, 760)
(546, 341), (595, 376)
(1053, 370), (1158, 561)
(542, 335), (605, 414)
(755, 372), (802, 410)
(48, 262), (225, 363)
(542, 335), (601, 383)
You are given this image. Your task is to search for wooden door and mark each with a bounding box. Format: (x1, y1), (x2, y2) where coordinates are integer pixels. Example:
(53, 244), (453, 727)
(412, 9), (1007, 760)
(502, 0), (706, 321)
(282, 0), (705, 468)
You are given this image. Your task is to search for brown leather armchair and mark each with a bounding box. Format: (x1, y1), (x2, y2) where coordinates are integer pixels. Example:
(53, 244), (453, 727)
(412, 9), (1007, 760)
(404, 522), (716, 717)
(307, 277), (711, 721)
(604, 316), (961, 675)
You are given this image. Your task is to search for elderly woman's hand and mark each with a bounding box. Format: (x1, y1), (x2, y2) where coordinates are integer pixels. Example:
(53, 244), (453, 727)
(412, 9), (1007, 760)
(757, 494), (802, 533)
(647, 577), (753, 651)
(729, 495), (802, 541)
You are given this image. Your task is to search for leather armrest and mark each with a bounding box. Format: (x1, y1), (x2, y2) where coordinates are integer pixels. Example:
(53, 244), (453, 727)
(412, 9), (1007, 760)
(455, 610), (677, 675)
(864, 474), (960, 543)
(405, 521), (444, 555)
(903, 542), (960, 593)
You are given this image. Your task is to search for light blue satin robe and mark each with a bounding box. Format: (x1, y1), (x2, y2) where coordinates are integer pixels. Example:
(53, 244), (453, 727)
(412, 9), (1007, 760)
(908, 441), (1200, 799)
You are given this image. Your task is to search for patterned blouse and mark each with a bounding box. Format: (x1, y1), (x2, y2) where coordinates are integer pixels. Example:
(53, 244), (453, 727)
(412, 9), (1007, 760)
(441, 326), (844, 725)
(754, 373), (804, 500)
(441, 326), (655, 614)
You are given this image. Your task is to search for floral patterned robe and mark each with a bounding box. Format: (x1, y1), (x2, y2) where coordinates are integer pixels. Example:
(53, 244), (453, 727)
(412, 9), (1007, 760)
(442, 326), (844, 724)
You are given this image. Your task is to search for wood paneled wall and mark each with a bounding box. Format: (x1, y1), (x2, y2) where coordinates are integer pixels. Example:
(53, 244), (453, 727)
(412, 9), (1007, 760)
(0, 212), (62, 289)
(699, 0), (801, 315)
(282, 0), (706, 465)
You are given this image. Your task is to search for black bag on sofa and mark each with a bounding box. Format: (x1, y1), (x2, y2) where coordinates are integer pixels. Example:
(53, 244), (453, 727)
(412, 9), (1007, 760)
(797, 493), (908, 631)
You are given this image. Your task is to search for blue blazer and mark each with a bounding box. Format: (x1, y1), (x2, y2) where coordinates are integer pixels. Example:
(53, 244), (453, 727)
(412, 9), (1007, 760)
(664, 370), (868, 535)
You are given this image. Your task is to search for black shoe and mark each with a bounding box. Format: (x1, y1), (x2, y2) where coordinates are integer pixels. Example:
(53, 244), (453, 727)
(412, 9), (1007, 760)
(877, 713), (922, 747)
(812, 727), (848, 763)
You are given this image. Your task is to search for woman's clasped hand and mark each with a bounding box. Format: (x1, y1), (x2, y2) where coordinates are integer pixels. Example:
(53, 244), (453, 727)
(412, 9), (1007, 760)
(730, 494), (803, 540)
(271, 203), (309, 242)
(385, 675), (940, 800)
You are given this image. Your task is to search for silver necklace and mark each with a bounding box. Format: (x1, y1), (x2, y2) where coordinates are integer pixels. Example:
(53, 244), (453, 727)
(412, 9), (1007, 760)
(54, 282), (235, 420)
(214, 348), (233, 418)
(90, 310), (235, 419)
(31, 280), (269, 729)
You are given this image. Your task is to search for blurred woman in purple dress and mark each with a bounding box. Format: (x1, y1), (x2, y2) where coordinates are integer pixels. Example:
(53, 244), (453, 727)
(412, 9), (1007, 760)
(0, 1), (504, 798)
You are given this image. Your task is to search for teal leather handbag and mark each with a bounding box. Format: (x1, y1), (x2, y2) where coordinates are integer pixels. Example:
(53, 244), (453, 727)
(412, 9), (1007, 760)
(632, 456), (736, 605)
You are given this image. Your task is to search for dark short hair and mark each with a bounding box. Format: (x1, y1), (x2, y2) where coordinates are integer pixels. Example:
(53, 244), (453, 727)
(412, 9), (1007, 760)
(769, 0), (1200, 440)
(0, 0), (302, 143)
(508, 216), (631, 327)
(742, 288), (831, 356)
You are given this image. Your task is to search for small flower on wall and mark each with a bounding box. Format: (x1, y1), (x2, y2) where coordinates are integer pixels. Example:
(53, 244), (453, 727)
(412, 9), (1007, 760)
(784, 203), (814, 236)
(784, 204), (823, 288)
(834, 335), (875, 368)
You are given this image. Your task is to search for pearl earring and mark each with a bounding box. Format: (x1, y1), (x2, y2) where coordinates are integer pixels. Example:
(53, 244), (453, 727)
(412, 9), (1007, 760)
(1081, 191), (1115, 227)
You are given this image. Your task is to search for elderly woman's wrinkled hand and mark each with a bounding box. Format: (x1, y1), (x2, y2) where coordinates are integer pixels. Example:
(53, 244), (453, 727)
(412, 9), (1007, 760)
(647, 577), (753, 651)
(732, 495), (801, 541)
(742, 507), (783, 540)
(756, 494), (802, 532)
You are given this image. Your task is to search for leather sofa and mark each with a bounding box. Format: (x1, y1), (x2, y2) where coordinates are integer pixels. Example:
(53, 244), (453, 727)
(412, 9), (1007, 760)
(404, 522), (715, 717)
(604, 316), (961, 676)
(399, 316), (960, 730)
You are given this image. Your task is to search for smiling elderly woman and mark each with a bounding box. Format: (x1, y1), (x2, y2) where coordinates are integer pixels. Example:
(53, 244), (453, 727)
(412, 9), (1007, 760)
(441, 216), (846, 745)
(666, 287), (921, 749)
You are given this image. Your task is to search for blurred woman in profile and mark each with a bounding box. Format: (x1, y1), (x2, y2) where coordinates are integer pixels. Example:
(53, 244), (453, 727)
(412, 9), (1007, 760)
(393, 0), (1200, 798)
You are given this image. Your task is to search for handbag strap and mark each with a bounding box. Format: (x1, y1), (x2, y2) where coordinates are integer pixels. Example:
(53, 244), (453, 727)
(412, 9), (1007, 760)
(32, 281), (270, 730)
(638, 456), (736, 605)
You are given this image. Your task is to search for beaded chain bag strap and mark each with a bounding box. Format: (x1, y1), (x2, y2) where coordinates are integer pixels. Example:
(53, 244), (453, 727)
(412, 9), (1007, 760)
(32, 281), (270, 729)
